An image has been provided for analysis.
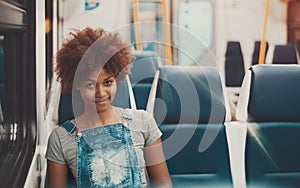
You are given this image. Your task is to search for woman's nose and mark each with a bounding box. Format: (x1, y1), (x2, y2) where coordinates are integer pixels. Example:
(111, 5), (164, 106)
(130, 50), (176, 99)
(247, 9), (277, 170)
(95, 85), (105, 97)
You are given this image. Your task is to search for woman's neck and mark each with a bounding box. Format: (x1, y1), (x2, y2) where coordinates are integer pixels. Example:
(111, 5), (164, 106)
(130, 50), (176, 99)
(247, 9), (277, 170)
(76, 106), (122, 130)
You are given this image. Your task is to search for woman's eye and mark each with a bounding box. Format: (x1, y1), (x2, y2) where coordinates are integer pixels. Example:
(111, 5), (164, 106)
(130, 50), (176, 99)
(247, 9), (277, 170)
(104, 80), (113, 86)
(86, 83), (95, 89)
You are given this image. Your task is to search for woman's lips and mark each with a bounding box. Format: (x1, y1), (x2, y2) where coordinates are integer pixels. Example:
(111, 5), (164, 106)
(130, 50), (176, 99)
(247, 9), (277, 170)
(95, 99), (109, 105)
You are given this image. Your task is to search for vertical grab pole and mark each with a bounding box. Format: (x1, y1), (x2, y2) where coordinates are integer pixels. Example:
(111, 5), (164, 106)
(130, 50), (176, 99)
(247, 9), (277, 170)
(162, 0), (173, 65)
(133, 0), (142, 51)
(258, 0), (270, 64)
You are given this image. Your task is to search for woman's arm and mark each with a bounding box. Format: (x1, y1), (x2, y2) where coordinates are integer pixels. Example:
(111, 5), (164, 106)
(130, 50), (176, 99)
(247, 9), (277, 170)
(46, 160), (68, 188)
(144, 138), (172, 187)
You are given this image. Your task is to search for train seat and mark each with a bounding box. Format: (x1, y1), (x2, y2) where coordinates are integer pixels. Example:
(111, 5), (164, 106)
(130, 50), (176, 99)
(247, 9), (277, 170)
(236, 64), (300, 188)
(54, 76), (135, 124)
(129, 51), (159, 110)
(224, 41), (246, 105)
(272, 43), (298, 64)
(225, 41), (245, 87)
(153, 66), (232, 187)
(251, 41), (269, 65)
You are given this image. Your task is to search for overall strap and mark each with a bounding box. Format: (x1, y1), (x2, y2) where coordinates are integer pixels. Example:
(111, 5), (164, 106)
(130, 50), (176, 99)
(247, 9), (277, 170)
(60, 120), (77, 135)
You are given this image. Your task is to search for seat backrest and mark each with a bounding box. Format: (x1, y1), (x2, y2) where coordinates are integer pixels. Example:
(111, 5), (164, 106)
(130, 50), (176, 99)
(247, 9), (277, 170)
(154, 66), (226, 124)
(57, 79), (132, 124)
(129, 51), (159, 110)
(225, 41), (245, 87)
(272, 43), (298, 64)
(251, 41), (269, 65)
(154, 66), (232, 187)
(237, 64), (300, 122)
(236, 64), (300, 187)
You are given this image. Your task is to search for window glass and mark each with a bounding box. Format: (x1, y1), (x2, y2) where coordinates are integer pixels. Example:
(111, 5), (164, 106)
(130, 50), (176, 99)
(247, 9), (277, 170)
(131, 2), (164, 56)
(0, 36), (4, 123)
(177, 1), (213, 65)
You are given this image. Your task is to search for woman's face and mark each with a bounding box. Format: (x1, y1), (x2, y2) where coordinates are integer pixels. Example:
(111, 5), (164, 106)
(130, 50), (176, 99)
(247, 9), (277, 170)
(78, 68), (117, 113)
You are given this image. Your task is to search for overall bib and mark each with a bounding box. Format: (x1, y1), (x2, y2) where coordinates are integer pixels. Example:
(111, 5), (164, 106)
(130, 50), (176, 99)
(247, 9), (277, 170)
(61, 111), (143, 188)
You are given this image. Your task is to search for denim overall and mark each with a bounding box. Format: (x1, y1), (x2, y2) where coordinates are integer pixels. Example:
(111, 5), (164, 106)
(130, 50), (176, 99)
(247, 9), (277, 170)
(61, 110), (143, 188)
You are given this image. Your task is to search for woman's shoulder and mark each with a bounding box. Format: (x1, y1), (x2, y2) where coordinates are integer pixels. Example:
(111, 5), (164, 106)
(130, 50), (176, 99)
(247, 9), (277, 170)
(50, 120), (76, 138)
(120, 108), (151, 121)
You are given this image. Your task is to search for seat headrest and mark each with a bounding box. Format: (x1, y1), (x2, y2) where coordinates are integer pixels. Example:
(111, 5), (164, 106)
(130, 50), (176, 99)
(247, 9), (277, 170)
(225, 41), (245, 87)
(111, 80), (131, 108)
(225, 41), (243, 56)
(237, 64), (300, 122)
(130, 51), (159, 84)
(154, 66), (226, 124)
(272, 44), (298, 64)
(253, 41), (269, 56)
(252, 41), (269, 65)
(58, 91), (84, 124)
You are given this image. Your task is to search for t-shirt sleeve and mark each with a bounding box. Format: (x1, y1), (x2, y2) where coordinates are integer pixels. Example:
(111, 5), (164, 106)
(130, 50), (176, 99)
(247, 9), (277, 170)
(142, 111), (162, 146)
(45, 128), (66, 164)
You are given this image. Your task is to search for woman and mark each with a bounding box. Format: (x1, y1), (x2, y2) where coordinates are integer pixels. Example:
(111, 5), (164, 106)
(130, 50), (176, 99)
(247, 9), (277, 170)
(46, 27), (172, 187)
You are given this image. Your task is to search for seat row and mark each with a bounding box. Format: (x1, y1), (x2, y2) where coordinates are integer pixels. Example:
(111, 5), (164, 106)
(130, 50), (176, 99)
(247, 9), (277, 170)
(155, 63), (300, 188)
(225, 41), (299, 112)
(234, 64), (300, 188)
(225, 41), (299, 88)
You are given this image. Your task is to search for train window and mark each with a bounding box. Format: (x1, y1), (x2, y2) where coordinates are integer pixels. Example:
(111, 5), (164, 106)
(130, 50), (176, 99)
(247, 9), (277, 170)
(0, 0), (36, 186)
(45, 0), (53, 108)
(177, 0), (213, 65)
(131, 2), (164, 56)
(0, 35), (3, 123)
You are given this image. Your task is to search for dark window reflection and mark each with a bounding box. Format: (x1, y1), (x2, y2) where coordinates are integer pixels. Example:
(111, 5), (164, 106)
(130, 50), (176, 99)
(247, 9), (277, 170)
(0, 36), (4, 123)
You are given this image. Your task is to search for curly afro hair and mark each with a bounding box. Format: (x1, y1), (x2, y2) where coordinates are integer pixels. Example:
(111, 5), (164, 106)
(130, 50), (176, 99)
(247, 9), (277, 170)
(55, 27), (135, 92)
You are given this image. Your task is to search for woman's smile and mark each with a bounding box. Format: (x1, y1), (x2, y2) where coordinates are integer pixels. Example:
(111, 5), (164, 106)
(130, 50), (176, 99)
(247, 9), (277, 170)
(95, 98), (110, 105)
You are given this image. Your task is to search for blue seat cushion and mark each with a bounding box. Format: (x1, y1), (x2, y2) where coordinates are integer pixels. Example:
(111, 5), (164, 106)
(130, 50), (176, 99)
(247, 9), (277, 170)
(160, 123), (232, 187)
(246, 122), (300, 188)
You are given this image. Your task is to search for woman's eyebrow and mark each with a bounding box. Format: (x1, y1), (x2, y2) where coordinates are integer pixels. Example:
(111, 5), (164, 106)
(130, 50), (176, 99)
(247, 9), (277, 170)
(103, 76), (113, 81)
